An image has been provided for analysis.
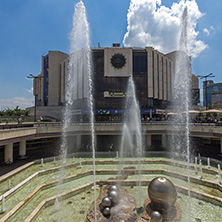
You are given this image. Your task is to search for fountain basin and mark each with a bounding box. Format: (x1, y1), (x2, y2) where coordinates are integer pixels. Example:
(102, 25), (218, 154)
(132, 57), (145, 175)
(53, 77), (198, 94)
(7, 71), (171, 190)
(0, 156), (221, 221)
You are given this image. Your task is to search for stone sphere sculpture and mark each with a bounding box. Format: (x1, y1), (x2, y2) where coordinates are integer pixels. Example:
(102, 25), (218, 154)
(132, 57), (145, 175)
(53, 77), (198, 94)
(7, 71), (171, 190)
(108, 185), (118, 193)
(150, 211), (163, 222)
(101, 197), (112, 208)
(103, 207), (110, 216)
(108, 190), (119, 204)
(148, 177), (177, 211)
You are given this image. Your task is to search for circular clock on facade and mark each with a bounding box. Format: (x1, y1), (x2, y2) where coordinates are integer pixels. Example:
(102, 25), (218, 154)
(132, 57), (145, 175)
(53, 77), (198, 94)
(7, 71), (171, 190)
(110, 53), (126, 69)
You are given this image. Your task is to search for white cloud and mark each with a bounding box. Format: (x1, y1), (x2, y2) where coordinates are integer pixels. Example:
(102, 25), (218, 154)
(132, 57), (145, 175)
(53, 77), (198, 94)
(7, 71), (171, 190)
(123, 0), (207, 58)
(0, 97), (33, 110)
(203, 28), (210, 36)
(24, 87), (33, 95)
(203, 26), (215, 36)
(210, 26), (215, 31)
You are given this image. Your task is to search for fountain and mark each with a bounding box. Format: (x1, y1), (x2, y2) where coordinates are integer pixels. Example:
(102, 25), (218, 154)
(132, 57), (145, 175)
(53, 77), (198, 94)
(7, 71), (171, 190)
(144, 177), (180, 221)
(119, 76), (143, 208)
(207, 157), (211, 169)
(116, 151), (119, 159)
(0, 153), (221, 221)
(194, 157), (198, 173)
(0, 196), (5, 214)
(54, 197), (59, 212)
(0, 2), (221, 222)
(77, 157), (83, 169)
(7, 180), (11, 191)
(198, 159), (203, 179)
(170, 6), (192, 221)
(59, 0), (97, 220)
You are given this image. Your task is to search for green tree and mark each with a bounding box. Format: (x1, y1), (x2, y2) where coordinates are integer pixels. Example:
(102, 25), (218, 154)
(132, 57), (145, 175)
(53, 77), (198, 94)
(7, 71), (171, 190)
(198, 112), (203, 117)
(0, 110), (5, 117)
(206, 112), (212, 118)
(22, 110), (30, 116)
(213, 112), (218, 118)
(5, 108), (14, 116)
(14, 106), (22, 117)
(207, 104), (212, 110)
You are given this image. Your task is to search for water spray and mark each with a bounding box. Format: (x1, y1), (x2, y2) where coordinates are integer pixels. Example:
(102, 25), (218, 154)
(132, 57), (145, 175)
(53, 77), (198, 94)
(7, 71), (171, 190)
(194, 157), (198, 173)
(207, 157), (210, 169)
(1, 196), (5, 213)
(8, 180), (11, 190)
(199, 159), (203, 180)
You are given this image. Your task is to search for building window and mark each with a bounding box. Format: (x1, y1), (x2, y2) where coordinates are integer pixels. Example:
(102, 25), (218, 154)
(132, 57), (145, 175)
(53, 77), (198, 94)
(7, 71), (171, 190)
(166, 59), (168, 100)
(133, 55), (147, 74)
(157, 54), (159, 98)
(152, 51), (154, 97)
(169, 61), (171, 100)
(162, 56), (164, 100)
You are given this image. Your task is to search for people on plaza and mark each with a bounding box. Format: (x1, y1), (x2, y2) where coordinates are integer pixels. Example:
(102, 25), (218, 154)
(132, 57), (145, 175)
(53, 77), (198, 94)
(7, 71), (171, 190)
(17, 117), (23, 124)
(109, 144), (113, 152)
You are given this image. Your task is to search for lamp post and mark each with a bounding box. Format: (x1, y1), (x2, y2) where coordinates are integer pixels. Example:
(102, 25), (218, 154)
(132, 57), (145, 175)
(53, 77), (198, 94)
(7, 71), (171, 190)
(197, 73), (215, 109)
(27, 74), (43, 122)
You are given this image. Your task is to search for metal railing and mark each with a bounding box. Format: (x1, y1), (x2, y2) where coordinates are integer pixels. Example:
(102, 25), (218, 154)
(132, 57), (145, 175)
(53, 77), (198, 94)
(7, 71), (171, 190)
(0, 121), (222, 130)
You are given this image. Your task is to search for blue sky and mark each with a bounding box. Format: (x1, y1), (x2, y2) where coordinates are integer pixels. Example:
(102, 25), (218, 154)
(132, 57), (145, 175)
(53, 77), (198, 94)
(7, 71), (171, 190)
(0, 0), (221, 109)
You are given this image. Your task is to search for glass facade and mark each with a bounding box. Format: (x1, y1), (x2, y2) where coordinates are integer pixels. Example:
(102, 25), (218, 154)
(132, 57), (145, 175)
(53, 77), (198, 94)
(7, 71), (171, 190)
(212, 83), (222, 106)
(43, 54), (49, 105)
(93, 51), (129, 110)
(203, 81), (222, 106)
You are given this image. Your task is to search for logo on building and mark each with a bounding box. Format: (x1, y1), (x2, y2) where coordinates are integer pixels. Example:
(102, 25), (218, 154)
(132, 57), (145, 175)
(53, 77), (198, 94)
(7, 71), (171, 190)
(110, 53), (126, 69)
(109, 92), (127, 97)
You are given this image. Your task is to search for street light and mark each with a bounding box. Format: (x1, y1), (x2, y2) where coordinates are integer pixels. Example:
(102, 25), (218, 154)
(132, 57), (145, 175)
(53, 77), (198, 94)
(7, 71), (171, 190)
(197, 73), (215, 109)
(27, 74), (42, 122)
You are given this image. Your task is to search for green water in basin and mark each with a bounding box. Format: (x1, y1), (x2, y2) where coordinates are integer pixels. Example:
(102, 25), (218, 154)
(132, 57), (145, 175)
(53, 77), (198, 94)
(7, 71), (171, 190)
(33, 186), (222, 222)
(0, 157), (219, 197)
(0, 157), (221, 221)
(8, 175), (110, 222)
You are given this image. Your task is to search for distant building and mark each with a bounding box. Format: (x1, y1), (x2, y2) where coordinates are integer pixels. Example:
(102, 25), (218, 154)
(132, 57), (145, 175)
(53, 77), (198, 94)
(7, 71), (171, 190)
(203, 81), (222, 108)
(32, 45), (199, 120)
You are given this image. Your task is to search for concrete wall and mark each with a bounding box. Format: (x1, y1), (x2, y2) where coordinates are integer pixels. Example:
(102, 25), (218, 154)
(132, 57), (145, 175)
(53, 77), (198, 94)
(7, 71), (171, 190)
(146, 47), (173, 101)
(47, 51), (68, 106)
(1, 123), (222, 146)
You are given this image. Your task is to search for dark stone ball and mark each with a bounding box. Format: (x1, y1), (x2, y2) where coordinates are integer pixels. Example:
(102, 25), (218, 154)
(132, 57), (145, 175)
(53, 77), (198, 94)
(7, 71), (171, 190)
(151, 211), (163, 222)
(103, 207), (110, 216)
(108, 185), (119, 193)
(108, 190), (119, 204)
(101, 197), (112, 208)
(148, 177), (177, 208)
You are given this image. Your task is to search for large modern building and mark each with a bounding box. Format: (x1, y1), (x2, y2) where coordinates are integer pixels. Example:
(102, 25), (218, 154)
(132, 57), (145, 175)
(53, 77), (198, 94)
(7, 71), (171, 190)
(32, 44), (199, 121)
(203, 80), (222, 108)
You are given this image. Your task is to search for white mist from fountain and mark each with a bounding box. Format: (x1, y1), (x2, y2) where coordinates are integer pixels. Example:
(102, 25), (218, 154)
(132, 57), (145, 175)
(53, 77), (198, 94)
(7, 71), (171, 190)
(54, 197), (60, 212)
(199, 159), (203, 179)
(8, 180), (11, 190)
(1, 196), (5, 213)
(207, 157), (211, 169)
(218, 164), (222, 184)
(120, 76), (143, 208)
(59, 1), (97, 221)
(194, 157), (198, 173)
(171, 6), (191, 221)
